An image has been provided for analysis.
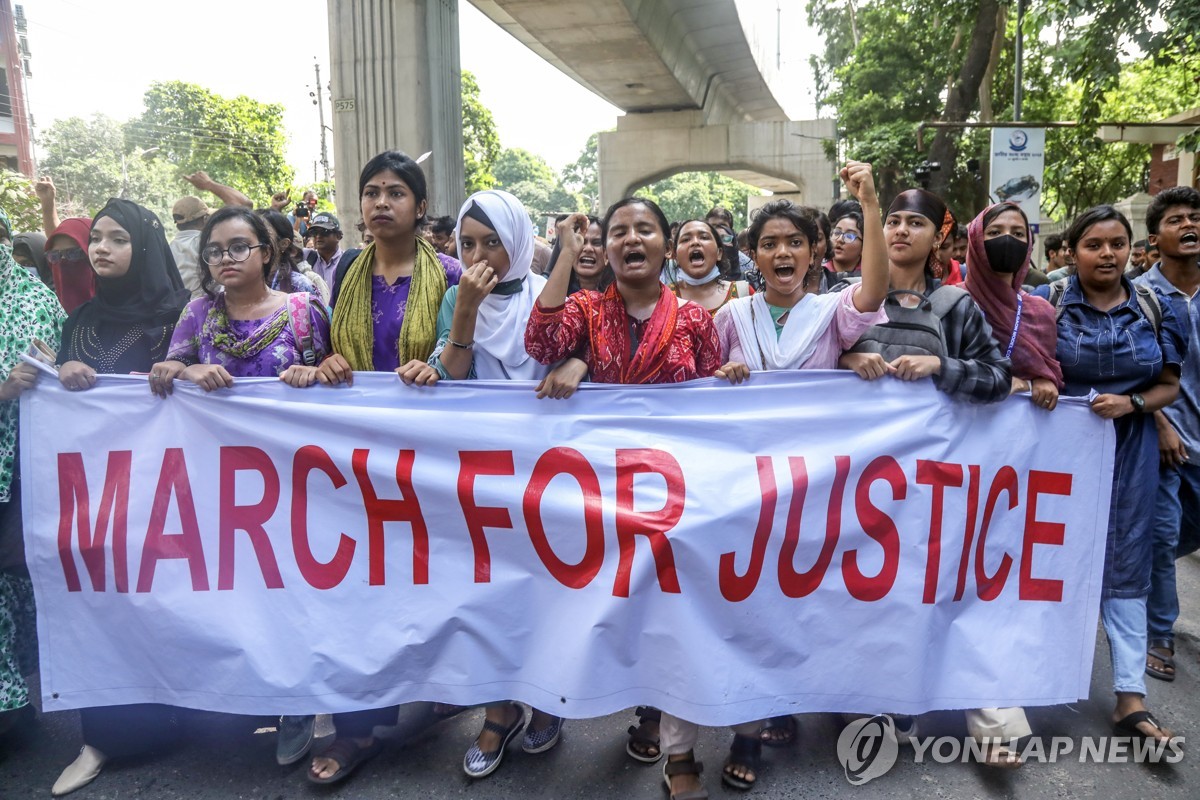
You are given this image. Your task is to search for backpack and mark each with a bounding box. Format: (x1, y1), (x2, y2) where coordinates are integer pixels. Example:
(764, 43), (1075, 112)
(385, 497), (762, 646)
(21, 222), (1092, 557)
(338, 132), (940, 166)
(1045, 277), (1162, 332)
(850, 286), (971, 360)
(284, 292), (318, 366)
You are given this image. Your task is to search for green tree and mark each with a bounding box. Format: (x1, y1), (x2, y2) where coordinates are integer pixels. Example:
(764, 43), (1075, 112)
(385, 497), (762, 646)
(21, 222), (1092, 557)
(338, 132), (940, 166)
(38, 114), (180, 222)
(639, 172), (757, 229)
(1026, 48), (1200, 220)
(560, 132), (602, 212)
(462, 71), (501, 194)
(129, 81), (293, 202)
(0, 171), (41, 233)
(493, 147), (586, 222)
(494, 148), (556, 189)
(810, 1), (1200, 221)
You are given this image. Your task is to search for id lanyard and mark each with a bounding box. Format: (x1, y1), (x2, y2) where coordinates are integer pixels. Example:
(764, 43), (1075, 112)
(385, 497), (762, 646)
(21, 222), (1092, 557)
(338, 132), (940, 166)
(1005, 294), (1023, 359)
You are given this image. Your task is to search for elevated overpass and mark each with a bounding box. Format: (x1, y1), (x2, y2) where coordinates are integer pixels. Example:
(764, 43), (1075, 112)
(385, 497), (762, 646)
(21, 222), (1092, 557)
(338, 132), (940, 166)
(327, 0), (834, 228)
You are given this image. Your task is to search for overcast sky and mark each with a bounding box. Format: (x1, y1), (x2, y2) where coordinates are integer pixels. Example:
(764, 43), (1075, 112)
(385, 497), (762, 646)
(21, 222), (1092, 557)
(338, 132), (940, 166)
(21, 0), (818, 181)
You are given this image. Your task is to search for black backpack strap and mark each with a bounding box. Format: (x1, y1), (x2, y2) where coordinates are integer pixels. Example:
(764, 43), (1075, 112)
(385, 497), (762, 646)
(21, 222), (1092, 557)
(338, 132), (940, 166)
(328, 249), (362, 309)
(304, 249), (319, 266)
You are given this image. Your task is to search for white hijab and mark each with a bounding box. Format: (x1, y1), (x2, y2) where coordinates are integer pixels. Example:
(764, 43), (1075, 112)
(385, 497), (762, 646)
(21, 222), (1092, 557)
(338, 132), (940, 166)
(727, 291), (841, 371)
(455, 190), (549, 381)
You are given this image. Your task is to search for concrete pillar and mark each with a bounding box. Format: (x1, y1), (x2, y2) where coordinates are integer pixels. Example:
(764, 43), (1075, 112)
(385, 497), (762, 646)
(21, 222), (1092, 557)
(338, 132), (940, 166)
(597, 111), (837, 212)
(327, 0), (465, 244)
(1114, 192), (1154, 244)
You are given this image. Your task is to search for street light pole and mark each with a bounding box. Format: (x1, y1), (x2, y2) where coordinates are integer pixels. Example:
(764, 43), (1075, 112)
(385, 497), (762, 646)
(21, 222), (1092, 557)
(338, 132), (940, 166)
(313, 60), (331, 189)
(1014, 0), (1025, 121)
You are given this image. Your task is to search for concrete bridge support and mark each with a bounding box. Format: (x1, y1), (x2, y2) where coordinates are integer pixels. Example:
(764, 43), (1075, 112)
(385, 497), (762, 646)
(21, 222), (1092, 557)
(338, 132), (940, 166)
(327, 0), (465, 241)
(597, 112), (838, 212)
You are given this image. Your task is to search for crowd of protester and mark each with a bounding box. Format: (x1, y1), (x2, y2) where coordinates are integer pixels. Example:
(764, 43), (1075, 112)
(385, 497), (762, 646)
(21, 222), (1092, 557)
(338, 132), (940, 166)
(0, 145), (1197, 798)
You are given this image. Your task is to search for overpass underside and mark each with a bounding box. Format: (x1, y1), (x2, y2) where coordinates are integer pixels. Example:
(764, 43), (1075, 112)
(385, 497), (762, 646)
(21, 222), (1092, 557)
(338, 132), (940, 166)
(327, 0), (838, 232)
(598, 112), (837, 210)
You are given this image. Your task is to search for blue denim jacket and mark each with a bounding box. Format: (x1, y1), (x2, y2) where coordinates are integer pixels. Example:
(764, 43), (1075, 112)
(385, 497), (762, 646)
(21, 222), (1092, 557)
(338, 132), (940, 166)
(1033, 274), (1186, 596)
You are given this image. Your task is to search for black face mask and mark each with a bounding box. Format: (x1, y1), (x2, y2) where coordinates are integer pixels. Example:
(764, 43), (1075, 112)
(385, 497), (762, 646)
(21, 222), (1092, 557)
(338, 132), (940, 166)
(984, 234), (1027, 274)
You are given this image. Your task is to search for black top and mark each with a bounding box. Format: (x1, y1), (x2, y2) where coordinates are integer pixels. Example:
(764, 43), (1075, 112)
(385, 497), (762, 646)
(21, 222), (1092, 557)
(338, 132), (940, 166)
(56, 199), (189, 373)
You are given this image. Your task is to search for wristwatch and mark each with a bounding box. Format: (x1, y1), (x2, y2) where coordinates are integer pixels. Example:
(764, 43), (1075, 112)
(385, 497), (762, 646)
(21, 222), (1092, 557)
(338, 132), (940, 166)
(1130, 393), (1146, 414)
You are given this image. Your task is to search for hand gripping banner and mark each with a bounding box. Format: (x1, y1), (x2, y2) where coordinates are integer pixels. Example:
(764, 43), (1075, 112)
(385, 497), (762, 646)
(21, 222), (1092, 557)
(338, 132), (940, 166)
(21, 371), (1114, 725)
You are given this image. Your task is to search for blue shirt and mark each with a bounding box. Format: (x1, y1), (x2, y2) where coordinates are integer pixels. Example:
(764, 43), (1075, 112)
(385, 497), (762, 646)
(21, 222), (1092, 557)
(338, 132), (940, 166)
(1135, 264), (1200, 460)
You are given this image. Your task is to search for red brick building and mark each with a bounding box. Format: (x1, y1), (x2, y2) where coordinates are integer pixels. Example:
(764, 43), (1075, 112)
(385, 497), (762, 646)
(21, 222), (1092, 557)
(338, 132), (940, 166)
(0, 0), (34, 175)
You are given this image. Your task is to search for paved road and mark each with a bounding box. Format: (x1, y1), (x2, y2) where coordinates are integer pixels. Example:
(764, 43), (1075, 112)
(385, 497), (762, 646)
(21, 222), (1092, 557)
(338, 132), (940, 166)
(4, 555), (1200, 799)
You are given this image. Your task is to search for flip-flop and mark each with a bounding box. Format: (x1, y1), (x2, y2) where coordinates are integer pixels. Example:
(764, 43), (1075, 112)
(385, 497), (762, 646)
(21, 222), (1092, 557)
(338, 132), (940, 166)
(1113, 710), (1172, 743)
(1146, 640), (1176, 682)
(307, 737), (383, 785)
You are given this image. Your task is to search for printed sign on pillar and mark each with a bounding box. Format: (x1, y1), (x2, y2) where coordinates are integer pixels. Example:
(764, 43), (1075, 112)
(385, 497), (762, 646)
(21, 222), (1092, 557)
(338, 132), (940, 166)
(989, 127), (1045, 224)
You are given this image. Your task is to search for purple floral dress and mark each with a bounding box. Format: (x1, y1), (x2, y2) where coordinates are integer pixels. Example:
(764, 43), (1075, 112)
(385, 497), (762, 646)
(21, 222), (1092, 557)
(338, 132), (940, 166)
(370, 252), (461, 371)
(167, 293), (331, 377)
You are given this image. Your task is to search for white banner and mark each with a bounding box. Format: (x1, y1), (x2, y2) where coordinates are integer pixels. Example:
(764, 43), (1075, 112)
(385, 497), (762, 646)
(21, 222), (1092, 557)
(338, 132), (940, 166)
(21, 372), (1113, 725)
(990, 126), (1046, 225)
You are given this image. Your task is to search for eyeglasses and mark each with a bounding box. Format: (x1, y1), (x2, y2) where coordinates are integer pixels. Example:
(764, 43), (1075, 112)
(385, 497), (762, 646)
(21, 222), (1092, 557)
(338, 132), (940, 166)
(310, 228), (337, 237)
(832, 231), (861, 243)
(46, 247), (86, 264)
(201, 242), (268, 267)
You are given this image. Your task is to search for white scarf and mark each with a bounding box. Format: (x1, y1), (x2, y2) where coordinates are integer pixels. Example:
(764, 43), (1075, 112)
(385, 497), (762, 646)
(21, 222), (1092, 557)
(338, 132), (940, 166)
(727, 292), (841, 371)
(455, 190), (549, 381)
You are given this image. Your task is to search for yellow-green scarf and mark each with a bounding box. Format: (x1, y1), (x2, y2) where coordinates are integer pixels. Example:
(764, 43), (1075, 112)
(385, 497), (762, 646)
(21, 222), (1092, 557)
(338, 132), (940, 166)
(331, 237), (447, 370)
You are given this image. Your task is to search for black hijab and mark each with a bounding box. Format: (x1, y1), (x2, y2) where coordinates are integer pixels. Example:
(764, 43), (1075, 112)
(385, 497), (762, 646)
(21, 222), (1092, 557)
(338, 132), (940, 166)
(73, 199), (189, 332)
(12, 231), (51, 287)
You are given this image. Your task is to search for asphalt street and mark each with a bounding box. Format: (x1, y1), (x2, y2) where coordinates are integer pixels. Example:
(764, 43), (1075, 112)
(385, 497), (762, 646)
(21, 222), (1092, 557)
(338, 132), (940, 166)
(3, 554), (1200, 799)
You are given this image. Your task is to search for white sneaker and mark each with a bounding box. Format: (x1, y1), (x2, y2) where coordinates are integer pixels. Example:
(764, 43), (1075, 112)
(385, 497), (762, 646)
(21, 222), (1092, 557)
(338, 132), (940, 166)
(52, 745), (107, 797)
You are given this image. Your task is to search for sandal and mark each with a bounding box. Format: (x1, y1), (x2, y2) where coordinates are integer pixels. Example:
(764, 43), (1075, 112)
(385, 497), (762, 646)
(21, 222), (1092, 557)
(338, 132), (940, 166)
(1113, 710), (1172, 743)
(463, 702), (525, 778)
(760, 715), (797, 747)
(307, 737), (383, 785)
(662, 751), (708, 800)
(981, 742), (1023, 770)
(1146, 639), (1176, 682)
(722, 734), (761, 790)
(627, 705), (663, 763)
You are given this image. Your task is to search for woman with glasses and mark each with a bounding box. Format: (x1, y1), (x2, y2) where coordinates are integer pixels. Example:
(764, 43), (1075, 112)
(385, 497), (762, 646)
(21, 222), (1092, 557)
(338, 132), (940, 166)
(829, 209), (864, 280)
(50, 199), (190, 797)
(148, 206), (330, 394)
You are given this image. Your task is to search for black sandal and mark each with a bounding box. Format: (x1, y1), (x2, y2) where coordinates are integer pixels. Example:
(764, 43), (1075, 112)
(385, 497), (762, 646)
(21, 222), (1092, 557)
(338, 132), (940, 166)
(1146, 638), (1176, 682)
(307, 737), (383, 785)
(760, 714), (797, 747)
(1113, 710), (1173, 743)
(662, 751), (708, 800)
(722, 734), (762, 790)
(627, 705), (663, 763)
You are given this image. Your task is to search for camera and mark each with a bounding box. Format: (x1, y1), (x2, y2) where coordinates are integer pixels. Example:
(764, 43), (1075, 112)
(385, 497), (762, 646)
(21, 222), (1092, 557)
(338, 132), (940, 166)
(294, 203), (311, 219)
